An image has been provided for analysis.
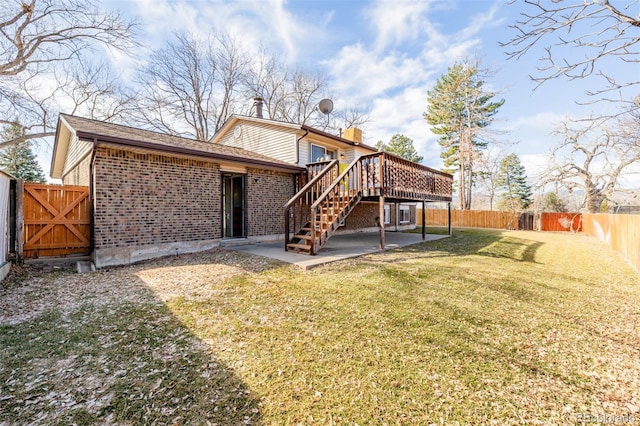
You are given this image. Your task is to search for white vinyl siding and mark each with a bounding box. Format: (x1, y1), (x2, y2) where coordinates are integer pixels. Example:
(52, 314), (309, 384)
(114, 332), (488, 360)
(383, 205), (391, 224)
(216, 122), (297, 164)
(298, 141), (309, 167)
(62, 135), (92, 177)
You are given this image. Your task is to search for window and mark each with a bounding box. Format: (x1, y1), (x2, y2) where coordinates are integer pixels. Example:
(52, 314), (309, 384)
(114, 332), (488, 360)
(383, 205), (390, 224)
(399, 205), (411, 223)
(311, 144), (335, 162)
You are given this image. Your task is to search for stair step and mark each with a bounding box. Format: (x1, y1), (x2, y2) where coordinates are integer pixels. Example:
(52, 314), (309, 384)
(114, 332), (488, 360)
(294, 234), (313, 240)
(287, 243), (312, 251)
(301, 227), (322, 234)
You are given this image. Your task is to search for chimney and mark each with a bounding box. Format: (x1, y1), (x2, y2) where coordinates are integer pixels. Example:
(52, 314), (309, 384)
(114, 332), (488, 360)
(343, 127), (362, 144)
(253, 97), (264, 119)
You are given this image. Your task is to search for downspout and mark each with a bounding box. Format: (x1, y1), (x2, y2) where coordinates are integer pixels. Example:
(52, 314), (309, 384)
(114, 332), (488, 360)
(89, 139), (97, 255)
(295, 128), (309, 167)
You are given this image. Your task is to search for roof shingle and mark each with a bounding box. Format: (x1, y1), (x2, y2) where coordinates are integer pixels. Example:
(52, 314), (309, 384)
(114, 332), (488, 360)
(60, 114), (302, 171)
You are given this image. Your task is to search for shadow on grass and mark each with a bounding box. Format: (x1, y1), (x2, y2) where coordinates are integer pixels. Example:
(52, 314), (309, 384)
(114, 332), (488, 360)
(0, 267), (262, 424)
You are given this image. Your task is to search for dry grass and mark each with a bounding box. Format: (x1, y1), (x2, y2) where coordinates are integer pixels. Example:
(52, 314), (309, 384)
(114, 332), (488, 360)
(1, 230), (639, 424)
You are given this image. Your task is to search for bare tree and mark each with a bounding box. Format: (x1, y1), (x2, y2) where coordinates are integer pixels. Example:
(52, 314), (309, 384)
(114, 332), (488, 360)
(474, 146), (506, 210)
(502, 0), (640, 102)
(244, 51), (330, 126)
(324, 103), (371, 136)
(0, 0), (136, 77)
(0, 60), (136, 148)
(135, 32), (248, 141)
(540, 108), (640, 212)
(0, 0), (138, 146)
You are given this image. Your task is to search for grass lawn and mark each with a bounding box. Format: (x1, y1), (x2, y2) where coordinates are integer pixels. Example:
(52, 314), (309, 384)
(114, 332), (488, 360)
(1, 229), (639, 424)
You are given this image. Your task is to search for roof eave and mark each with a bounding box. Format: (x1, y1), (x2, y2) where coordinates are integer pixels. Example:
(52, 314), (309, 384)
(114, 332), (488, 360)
(301, 125), (377, 152)
(77, 131), (304, 173)
(50, 115), (77, 179)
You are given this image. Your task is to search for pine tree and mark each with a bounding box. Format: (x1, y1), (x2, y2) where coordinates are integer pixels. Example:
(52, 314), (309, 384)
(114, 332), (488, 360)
(0, 123), (46, 183)
(543, 192), (567, 212)
(375, 134), (423, 163)
(497, 153), (532, 210)
(424, 59), (504, 210)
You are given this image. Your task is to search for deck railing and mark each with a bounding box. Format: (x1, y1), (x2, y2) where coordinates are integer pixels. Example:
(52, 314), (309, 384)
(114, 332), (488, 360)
(381, 153), (453, 201)
(284, 159), (339, 248)
(285, 152), (453, 254)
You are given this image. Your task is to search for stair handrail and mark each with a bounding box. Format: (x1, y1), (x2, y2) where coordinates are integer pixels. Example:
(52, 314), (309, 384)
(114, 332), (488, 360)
(284, 159), (339, 210)
(310, 154), (373, 210)
(307, 154), (379, 253)
(284, 159), (339, 249)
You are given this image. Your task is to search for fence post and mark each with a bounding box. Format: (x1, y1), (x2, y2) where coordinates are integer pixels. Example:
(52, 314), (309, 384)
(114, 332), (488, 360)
(15, 179), (23, 263)
(422, 201), (426, 240)
(447, 202), (452, 236)
(379, 196), (385, 249)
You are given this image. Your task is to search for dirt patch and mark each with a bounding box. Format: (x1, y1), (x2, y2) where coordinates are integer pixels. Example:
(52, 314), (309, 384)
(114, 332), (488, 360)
(0, 248), (282, 326)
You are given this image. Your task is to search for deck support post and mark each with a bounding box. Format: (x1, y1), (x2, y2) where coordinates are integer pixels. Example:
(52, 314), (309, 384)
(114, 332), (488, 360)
(379, 196), (385, 249)
(284, 208), (289, 251)
(421, 201), (426, 240)
(447, 202), (452, 236)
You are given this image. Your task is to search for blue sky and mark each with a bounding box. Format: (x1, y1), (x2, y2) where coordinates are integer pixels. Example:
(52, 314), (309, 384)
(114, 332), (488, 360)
(42, 0), (638, 182)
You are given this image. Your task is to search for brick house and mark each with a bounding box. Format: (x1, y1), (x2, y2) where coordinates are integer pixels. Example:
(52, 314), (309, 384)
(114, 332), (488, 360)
(51, 112), (452, 266)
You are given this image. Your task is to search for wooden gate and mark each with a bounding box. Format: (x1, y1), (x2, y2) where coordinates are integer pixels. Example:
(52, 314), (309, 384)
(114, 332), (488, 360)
(23, 184), (91, 258)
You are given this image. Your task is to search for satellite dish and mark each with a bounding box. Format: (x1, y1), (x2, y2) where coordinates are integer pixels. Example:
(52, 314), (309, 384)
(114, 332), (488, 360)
(318, 98), (334, 115)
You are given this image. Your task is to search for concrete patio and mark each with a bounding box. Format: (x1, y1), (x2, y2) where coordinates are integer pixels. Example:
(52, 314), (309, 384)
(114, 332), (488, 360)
(226, 231), (449, 269)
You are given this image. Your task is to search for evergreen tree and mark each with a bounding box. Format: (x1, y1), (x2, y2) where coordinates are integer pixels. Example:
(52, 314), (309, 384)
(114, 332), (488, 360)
(0, 123), (46, 183)
(375, 134), (423, 163)
(543, 192), (567, 212)
(497, 153), (532, 210)
(424, 59), (504, 210)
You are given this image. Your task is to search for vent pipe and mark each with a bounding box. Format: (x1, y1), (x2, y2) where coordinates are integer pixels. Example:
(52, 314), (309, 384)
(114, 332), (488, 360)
(253, 97), (264, 119)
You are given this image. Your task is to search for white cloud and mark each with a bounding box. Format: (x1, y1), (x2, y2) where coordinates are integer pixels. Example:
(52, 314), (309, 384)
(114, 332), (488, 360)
(324, 1), (497, 169)
(364, 85), (442, 166)
(129, 0), (313, 62)
(365, 0), (432, 51)
(325, 44), (435, 102)
(520, 153), (549, 181)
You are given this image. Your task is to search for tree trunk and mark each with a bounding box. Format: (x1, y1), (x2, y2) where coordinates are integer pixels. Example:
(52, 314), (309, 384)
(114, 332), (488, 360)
(585, 187), (604, 213)
(458, 164), (465, 210)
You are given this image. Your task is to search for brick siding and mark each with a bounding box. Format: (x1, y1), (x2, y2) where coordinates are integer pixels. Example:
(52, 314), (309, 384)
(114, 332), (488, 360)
(93, 147), (222, 248)
(341, 202), (380, 230)
(341, 203), (416, 230)
(246, 168), (296, 236)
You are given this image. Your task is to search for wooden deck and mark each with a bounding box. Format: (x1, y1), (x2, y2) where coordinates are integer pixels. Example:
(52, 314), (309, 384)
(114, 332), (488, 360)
(284, 152), (453, 255)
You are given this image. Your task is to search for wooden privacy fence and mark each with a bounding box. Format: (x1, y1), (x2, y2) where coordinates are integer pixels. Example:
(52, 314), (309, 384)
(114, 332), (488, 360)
(539, 212), (583, 232)
(418, 209), (584, 232)
(582, 213), (640, 274)
(23, 184), (91, 258)
(418, 209), (529, 230)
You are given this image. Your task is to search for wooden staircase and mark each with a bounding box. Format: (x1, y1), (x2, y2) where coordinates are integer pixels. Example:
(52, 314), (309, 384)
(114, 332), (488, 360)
(284, 152), (453, 255)
(287, 192), (362, 254)
(285, 157), (363, 255)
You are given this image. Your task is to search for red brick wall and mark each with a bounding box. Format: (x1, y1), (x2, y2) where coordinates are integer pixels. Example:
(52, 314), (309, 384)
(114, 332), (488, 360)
(341, 202), (416, 230)
(246, 168), (296, 236)
(93, 147), (222, 248)
(341, 202), (380, 230)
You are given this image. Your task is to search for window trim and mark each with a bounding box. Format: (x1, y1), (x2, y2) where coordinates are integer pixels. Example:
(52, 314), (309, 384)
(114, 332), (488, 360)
(399, 205), (411, 224)
(383, 205), (391, 225)
(310, 144), (336, 162)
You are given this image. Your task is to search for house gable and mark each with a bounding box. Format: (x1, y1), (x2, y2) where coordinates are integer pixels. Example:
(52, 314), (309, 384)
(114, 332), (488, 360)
(215, 118), (299, 165)
(212, 115), (378, 167)
(50, 114), (303, 181)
